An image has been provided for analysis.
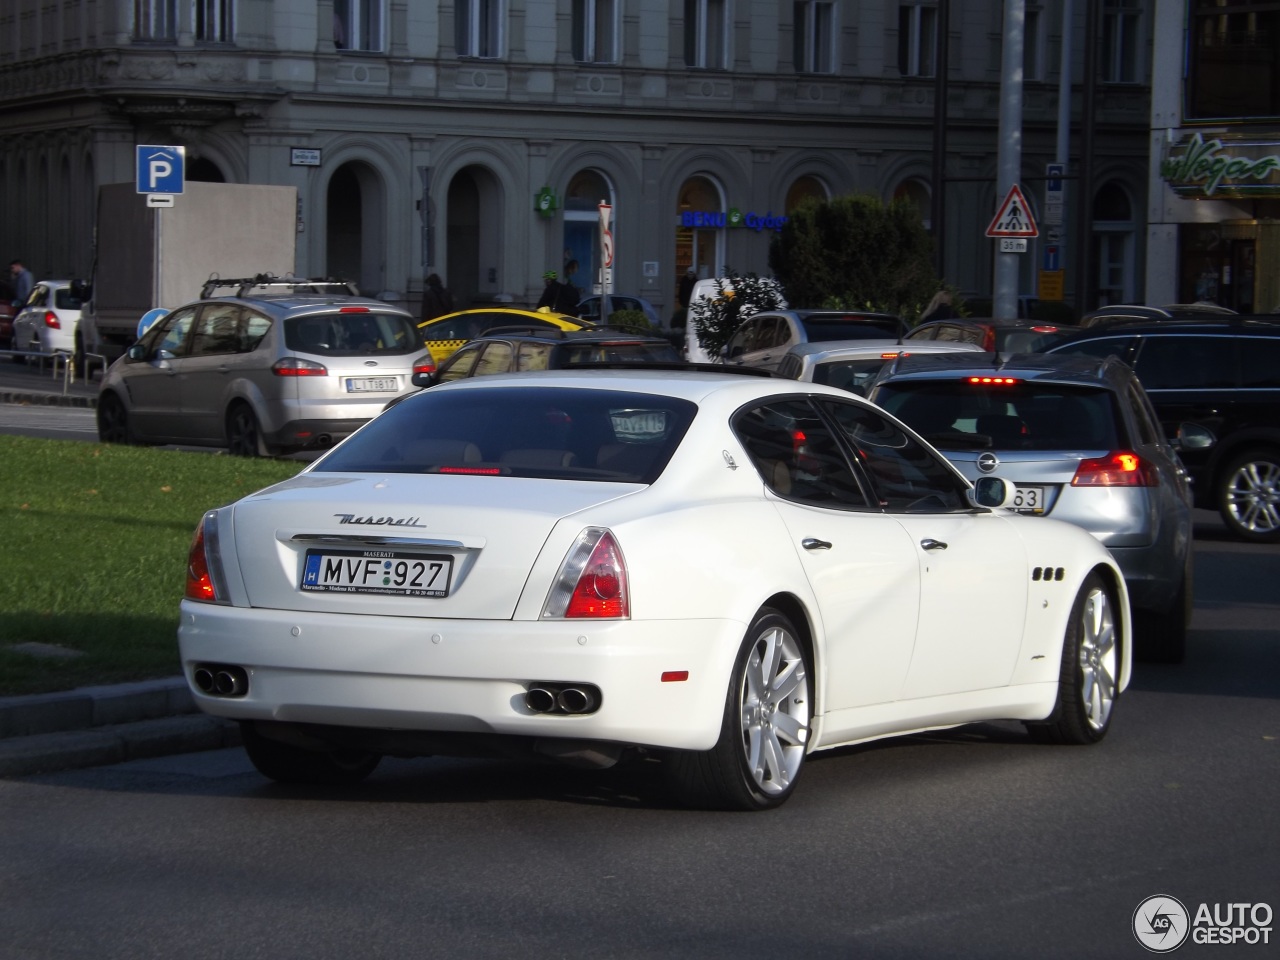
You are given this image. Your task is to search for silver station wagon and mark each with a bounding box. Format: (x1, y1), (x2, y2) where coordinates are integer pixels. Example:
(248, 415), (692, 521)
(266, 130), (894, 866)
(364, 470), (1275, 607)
(97, 288), (433, 456)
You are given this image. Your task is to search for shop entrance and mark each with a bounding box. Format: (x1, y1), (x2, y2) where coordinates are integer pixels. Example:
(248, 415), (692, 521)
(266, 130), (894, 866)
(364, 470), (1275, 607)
(676, 175), (724, 295)
(1180, 224), (1257, 312)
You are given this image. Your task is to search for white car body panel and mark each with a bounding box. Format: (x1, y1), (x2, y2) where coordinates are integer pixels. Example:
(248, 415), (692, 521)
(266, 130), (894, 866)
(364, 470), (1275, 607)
(179, 371), (1132, 759)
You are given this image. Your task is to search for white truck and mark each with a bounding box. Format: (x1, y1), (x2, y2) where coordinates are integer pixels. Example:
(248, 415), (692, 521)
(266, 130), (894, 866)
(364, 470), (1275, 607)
(79, 181), (298, 366)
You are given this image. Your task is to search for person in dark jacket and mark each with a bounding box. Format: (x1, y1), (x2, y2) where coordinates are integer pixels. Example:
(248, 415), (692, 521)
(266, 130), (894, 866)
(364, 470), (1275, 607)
(421, 273), (455, 322)
(919, 290), (956, 323)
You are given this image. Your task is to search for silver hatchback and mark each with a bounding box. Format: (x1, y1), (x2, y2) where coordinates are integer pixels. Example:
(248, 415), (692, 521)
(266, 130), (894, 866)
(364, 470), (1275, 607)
(97, 294), (432, 456)
(867, 352), (1193, 663)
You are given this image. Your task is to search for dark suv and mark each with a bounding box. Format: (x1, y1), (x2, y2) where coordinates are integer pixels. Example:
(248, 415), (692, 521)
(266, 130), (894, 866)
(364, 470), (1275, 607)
(1048, 318), (1280, 542)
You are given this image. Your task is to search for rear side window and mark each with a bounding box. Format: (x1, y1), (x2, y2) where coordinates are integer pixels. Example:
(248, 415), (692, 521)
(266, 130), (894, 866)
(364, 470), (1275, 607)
(1239, 336), (1280, 388)
(872, 380), (1122, 451)
(54, 288), (82, 310)
(286, 311), (419, 356)
(1133, 335), (1236, 390)
(315, 386), (697, 482)
(812, 358), (889, 394)
(803, 319), (901, 342)
(1050, 335), (1137, 363)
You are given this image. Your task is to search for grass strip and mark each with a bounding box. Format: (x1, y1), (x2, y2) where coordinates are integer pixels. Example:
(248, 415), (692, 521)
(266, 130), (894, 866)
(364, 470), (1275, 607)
(0, 436), (302, 696)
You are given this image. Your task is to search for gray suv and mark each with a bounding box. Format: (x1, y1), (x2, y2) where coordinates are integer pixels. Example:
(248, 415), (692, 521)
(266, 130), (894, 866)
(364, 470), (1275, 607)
(97, 291), (432, 456)
(867, 352), (1193, 663)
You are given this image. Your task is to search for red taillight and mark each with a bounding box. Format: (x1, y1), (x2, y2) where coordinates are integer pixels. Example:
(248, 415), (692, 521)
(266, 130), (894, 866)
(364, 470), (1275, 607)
(982, 329), (997, 351)
(272, 357), (329, 376)
(43, 310), (60, 329)
(565, 531), (629, 618)
(185, 521), (216, 602)
(1072, 451), (1158, 487)
(967, 376), (1021, 385)
(413, 355), (437, 375)
(437, 465), (501, 475)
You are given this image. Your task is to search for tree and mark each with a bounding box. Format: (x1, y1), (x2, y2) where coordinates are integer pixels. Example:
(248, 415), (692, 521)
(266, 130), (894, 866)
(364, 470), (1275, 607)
(687, 271), (787, 360)
(769, 193), (941, 322)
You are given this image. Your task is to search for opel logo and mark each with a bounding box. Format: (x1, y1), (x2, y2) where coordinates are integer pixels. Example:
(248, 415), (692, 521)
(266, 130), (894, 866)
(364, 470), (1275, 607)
(977, 452), (999, 473)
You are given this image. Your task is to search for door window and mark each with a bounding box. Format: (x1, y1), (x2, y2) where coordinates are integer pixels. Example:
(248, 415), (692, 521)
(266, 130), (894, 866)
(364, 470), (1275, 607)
(1239, 337), (1280, 389)
(734, 400), (871, 508)
(1133, 336), (1236, 390)
(821, 401), (969, 512)
(472, 341), (514, 376)
(189, 305), (246, 357)
(143, 306), (197, 359)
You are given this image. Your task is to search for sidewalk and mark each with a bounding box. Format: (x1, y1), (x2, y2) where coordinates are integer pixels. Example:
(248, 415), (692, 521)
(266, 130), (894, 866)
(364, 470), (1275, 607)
(0, 354), (99, 407)
(0, 678), (240, 777)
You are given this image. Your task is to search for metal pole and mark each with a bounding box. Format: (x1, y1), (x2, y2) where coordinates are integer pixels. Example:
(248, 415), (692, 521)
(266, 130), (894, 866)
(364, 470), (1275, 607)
(1074, 0), (1099, 313)
(993, 0), (1026, 319)
(931, 0), (950, 279)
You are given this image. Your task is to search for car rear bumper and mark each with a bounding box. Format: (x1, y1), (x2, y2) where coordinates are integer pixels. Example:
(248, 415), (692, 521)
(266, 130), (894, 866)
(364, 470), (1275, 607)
(178, 601), (744, 752)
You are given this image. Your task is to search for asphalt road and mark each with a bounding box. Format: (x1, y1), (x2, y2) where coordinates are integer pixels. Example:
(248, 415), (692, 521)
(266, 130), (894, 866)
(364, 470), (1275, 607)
(1, 387), (1276, 959)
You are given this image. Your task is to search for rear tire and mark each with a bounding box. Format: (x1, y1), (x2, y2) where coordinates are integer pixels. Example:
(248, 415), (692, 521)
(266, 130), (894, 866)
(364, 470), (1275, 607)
(226, 403), (272, 457)
(1026, 572), (1119, 745)
(240, 723), (381, 785)
(665, 608), (812, 810)
(1135, 560), (1190, 664)
(1217, 448), (1280, 543)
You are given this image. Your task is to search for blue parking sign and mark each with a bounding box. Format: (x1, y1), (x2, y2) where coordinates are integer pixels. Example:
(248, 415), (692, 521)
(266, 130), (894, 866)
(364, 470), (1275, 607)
(136, 145), (185, 195)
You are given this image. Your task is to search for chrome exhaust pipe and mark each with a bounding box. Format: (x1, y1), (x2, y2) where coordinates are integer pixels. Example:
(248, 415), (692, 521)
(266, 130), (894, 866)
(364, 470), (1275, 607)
(193, 667), (215, 693)
(557, 687), (597, 714)
(213, 669), (246, 697)
(525, 686), (557, 713)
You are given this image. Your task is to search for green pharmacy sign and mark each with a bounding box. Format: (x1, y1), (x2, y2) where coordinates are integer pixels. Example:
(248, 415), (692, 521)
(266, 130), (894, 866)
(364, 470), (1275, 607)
(1162, 133), (1280, 198)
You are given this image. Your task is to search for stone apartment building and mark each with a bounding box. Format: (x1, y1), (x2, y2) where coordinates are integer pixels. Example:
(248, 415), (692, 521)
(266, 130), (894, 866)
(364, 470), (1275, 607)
(0, 1), (1151, 320)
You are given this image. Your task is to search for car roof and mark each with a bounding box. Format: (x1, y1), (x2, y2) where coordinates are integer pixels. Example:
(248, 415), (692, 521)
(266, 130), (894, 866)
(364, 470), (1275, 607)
(1051, 317), (1280, 342)
(784, 338), (986, 359)
(424, 307), (583, 322)
(458, 328), (671, 345)
(189, 295), (414, 319)
(426, 366), (856, 404)
(753, 309), (901, 322)
(869, 350), (1130, 389)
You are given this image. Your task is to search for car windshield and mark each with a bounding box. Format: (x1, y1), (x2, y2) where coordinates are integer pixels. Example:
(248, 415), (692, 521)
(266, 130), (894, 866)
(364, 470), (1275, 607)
(313, 385), (698, 482)
(285, 311), (420, 356)
(993, 327), (1069, 352)
(560, 341), (681, 364)
(873, 380), (1121, 451)
(801, 318), (901, 341)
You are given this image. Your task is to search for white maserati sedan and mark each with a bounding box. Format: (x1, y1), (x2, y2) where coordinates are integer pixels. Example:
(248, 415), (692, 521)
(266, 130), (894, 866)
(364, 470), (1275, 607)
(179, 369), (1131, 810)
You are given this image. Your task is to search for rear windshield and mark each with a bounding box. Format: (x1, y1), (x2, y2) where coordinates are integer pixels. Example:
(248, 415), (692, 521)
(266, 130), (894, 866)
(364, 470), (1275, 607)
(812, 358), (892, 394)
(285, 311), (420, 356)
(993, 328), (1069, 353)
(559, 341), (681, 364)
(872, 380), (1122, 451)
(314, 385), (697, 482)
(803, 319), (902, 342)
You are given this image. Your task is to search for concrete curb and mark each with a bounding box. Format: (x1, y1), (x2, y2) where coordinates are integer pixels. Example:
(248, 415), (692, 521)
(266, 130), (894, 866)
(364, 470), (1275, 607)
(0, 676), (239, 777)
(0, 388), (97, 408)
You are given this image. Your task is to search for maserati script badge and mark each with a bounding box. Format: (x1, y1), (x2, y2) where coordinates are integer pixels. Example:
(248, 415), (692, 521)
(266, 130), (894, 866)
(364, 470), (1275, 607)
(334, 514), (426, 527)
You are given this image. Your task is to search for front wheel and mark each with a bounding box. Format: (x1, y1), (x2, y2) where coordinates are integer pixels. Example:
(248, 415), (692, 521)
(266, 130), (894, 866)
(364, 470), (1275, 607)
(240, 723), (381, 785)
(1026, 572), (1119, 745)
(665, 608), (812, 810)
(1217, 449), (1280, 543)
(96, 392), (134, 445)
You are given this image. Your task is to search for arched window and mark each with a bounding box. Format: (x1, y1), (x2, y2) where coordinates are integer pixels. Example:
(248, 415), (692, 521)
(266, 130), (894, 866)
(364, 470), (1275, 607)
(893, 178), (931, 230)
(676, 175), (725, 284)
(563, 169), (614, 297)
(786, 175), (829, 213)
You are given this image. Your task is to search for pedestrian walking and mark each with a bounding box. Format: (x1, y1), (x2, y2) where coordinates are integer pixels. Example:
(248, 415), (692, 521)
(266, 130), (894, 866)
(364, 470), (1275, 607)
(10, 260), (33, 306)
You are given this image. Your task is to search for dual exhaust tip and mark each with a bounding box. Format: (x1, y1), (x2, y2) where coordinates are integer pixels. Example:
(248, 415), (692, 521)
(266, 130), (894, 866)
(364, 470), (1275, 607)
(192, 663), (248, 698)
(525, 683), (601, 715)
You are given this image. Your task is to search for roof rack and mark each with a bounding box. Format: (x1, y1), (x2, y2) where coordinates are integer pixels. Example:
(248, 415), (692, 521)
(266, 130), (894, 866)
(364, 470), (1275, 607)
(201, 273), (360, 300)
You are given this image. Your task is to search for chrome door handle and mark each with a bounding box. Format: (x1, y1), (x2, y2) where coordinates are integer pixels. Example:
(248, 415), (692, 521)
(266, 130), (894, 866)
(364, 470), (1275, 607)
(802, 538), (832, 551)
(920, 538), (948, 551)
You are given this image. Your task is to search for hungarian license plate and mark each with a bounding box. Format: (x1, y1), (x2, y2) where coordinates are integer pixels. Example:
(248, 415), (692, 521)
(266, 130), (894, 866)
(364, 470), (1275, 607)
(1012, 484), (1047, 513)
(301, 549), (452, 597)
(345, 376), (399, 393)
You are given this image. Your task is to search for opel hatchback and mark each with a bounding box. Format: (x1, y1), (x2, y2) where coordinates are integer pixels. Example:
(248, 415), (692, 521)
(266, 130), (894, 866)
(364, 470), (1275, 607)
(97, 294), (433, 456)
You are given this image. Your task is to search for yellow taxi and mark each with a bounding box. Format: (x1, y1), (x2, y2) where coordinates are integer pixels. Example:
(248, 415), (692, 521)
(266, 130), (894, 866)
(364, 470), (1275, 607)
(418, 307), (591, 365)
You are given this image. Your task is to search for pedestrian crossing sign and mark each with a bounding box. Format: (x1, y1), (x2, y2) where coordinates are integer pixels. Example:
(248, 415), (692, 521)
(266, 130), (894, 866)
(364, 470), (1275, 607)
(985, 184), (1039, 238)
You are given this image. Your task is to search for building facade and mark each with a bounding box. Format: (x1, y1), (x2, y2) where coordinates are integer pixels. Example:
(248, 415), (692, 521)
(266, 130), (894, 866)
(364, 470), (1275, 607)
(0, 1), (1151, 321)
(1147, 0), (1280, 314)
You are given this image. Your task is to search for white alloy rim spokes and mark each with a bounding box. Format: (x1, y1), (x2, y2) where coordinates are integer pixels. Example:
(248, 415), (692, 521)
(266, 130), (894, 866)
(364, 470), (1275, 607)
(1227, 461), (1280, 534)
(1077, 587), (1117, 731)
(739, 625), (810, 796)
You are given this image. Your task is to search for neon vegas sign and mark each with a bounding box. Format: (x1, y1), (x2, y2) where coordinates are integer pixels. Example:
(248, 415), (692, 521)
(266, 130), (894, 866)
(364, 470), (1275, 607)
(1161, 132), (1280, 198)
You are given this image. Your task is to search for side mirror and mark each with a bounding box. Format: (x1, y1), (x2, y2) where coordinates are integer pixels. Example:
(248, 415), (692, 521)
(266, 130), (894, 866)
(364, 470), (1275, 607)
(971, 476), (1016, 509)
(126, 343), (149, 362)
(1175, 422), (1216, 451)
(411, 371), (437, 388)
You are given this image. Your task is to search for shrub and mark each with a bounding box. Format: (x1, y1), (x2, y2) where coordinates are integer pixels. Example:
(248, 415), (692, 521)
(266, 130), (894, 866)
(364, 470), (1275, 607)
(688, 272), (787, 359)
(604, 309), (653, 334)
